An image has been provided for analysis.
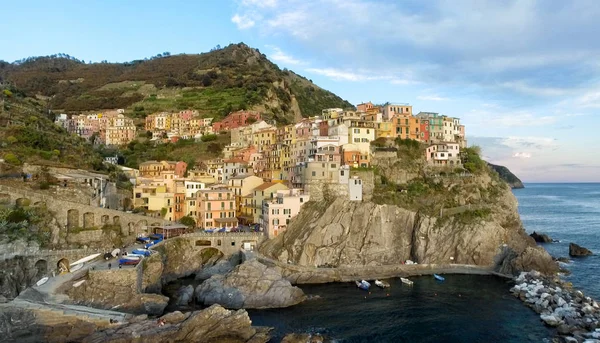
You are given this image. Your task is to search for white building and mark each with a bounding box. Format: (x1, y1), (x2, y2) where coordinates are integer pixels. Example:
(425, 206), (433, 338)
(261, 189), (310, 238)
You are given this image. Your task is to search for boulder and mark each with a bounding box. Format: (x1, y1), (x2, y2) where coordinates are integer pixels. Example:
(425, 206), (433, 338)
(195, 260), (306, 309)
(530, 232), (552, 243)
(174, 285), (194, 306)
(570, 243), (593, 257)
(195, 259), (235, 281)
(540, 314), (561, 327)
(282, 333), (327, 343)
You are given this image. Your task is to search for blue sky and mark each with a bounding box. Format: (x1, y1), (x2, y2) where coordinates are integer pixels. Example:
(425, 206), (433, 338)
(1, 0), (600, 182)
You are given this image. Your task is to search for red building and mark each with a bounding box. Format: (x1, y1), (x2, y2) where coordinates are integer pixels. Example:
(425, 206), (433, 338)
(212, 110), (261, 132)
(319, 121), (329, 136)
(419, 119), (430, 143)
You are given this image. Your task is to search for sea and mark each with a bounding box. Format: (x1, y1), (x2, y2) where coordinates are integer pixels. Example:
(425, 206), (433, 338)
(515, 183), (600, 299)
(175, 183), (600, 342)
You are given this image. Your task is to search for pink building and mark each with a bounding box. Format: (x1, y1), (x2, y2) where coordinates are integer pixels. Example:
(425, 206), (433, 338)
(212, 110), (261, 132)
(260, 189), (310, 237)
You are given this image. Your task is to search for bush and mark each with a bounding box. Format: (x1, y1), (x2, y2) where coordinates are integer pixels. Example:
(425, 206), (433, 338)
(6, 136), (17, 144)
(39, 181), (51, 190)
(4, 152), (21, 165)
(179, 216), (196, 228)
(201, 134), (217, 142)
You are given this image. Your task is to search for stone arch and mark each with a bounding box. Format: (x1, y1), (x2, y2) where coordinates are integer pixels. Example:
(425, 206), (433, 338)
(83, 212), (95, 229)
(15, 197), (31, 207)
(67, 209), (80, 229)
(57, 258), (70, 274)
(35, 259), (48, 276)
(113, 216), (120, 225)
(134, 220), (148, 233)
(200, 247), (224, 261)
(101, 215), (110, 224)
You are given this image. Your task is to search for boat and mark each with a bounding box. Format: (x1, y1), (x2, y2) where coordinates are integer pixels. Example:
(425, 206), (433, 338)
(36, 277), (49, 286)
(400, 277), (414, 286)
(70, 263), (83, 272)
(132, 249), (152, 257)
(119, 258), (140, 266)
(122, 255), (141, 261)
(111, 248), (121, 257)
(70, 253), (101, 267)
(355, 280), (371, 290)
(73, 280), (86, 288)
(434, 274), (445, 281)
(128, 253), (145, 258)
(375, 280), (390, 288)
(136, 236), (151, 243)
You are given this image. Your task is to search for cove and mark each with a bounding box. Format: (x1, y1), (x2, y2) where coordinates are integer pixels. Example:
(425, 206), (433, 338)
(247, 275), (553, 342)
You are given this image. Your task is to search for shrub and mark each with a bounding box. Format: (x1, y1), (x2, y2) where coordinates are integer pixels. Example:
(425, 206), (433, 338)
(201, 134), (217, 142)
(4, 152), (20, 165)
(6, 136), (17, 144)
(179, 216), (196, 228)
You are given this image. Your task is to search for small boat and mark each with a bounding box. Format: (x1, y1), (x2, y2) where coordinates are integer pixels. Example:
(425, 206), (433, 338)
(375, 280), (390, 288)
(36, 277), (49, 286)
(434, 274), (445, 281)
(355, 280), (369, 291)
(73, 280), (86, 288)
(128, 253), (145, 258)
(400, 277), (414, 286)
(132, 249), (152, 256)
(70, 253), (101, 266)
(70, 263), (83, 272)
(122, 255), (141, 261)
(119, 258), (140, 266)
(136, 236), (151, 243)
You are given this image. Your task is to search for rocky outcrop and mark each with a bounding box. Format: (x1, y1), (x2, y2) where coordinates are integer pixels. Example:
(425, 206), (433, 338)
(487, 163), (525, 189)
(195, 255), (238, 281)
(260, 174), (556, 276)
(282, 333), (328, 343)
(82, 305), (271, 343)
(569, 243), (593, 257)
(0, 241), (47, 299)
(0, 303), (271, 343)
(173, 285), (194, 307)
(66, 269), (168, 316)
(195, 260), (306, 309)
(530, 231), (553, 243)
(510, 271), (600, 342)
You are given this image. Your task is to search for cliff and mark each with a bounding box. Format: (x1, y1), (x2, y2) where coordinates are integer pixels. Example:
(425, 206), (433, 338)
(261, 152), (555, 276)
(487, 163), (525, 189)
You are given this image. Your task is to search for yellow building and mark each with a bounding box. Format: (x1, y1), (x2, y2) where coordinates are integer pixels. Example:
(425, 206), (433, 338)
(227, 174), (264, 214)
(375, 121), (394, 138)
(252, 127), (277, 152)
(345, 119), (375, 154)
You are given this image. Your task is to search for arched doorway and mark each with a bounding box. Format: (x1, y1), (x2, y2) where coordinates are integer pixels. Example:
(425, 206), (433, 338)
(57, 258), (70, 274)
(83, 212), (95, 228)
(67, 209), (79, 229)
(35, 259), (48, 277)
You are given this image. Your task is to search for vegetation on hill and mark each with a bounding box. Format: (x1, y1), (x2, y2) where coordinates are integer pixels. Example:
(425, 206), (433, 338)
(0, 86), (105, 169)
(0, 43), (354, 124)
(487, 162), (525, 189)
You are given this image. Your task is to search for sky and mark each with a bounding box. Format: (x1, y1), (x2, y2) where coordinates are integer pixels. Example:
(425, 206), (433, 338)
(1, 0), (600, 182)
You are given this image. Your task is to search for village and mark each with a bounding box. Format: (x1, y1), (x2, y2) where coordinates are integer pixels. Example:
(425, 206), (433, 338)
(55, 102), (467, 239)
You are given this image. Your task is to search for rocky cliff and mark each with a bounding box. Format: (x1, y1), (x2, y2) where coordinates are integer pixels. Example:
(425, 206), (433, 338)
(487, 163), (525, 189)
(0, 303), (270, 343)
(260, 166), (556, 276)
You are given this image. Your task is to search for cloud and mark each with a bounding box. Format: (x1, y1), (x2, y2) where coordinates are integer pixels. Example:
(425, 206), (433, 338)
(512, 152), (532, 159)
(417, 95), (449, 101)
(231, 14), (255, 29)
(304, 68), (389, 82)
(501, 136), (558, 150)
(241, 0), (277, 8)
(266, 46), (303, 65)
(500, 81), (570, 97)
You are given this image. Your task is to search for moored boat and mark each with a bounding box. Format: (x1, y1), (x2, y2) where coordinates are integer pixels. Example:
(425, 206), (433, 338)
(132, 249), (152, 256)
(375, 280), (390, 288)
(36, 277), (49, 286)
(400, 277), (414, 286)
(355, 280), (370, 291)
(70, 253), (101, 266)
(73, 280), (86, 288)
(122, 255), (141, 261)
(119, 258), (140, 266)
(70, 263), (83, 272)
(434, 274), (445, 281)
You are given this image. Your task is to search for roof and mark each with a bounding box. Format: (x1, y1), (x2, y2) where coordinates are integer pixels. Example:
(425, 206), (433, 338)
(223, 158), (246, 164)
(253, 182), (288, 191)
(151, 224), (188, 230)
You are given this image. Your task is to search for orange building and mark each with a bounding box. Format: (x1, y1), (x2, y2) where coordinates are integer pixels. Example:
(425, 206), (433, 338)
(357, 101), (375, 112)
(393, 114), (420, 140)
(196, 188), (238, 230)
(341, 143), (370, 168)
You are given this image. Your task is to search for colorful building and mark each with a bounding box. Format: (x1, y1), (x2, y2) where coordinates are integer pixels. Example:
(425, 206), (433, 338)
(261, 189), (310, 237)
(196, 188), (237, 229)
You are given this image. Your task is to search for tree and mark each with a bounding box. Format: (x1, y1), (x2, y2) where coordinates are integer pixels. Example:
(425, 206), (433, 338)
(179, 216), (196, 228)
(201, 134), (217, 142)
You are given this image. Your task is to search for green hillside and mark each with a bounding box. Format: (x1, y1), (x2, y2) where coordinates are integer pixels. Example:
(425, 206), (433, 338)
(0, 43), (354, 124)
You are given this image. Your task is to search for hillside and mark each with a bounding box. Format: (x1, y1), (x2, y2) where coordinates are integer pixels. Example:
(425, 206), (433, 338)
(0, 87), (104, 169)
(0, 43), (354, 125)
(487, 163), (524, 189)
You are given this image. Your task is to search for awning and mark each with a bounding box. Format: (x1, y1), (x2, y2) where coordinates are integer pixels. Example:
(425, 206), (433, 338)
(214, 218), (238, 223)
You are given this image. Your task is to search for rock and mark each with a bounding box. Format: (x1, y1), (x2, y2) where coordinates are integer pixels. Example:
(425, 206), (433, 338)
(583, 305), (596, 315)
(557, 257), (572, 263)
(81, 304), (271, 343)
(0, 295), (7, 304)
(570, 243), (593, 257)
(564, 337), (578, 343)
(557, 324), (573, 335)
(530, 232), (553, 243)
(558, 297), (568, 307)
(281, 333), (327, 343)
(195, 259), (235, 281)
(174, 285), (194, 306)
(195, 260), (306, 309)
(541, 314), (561, 326)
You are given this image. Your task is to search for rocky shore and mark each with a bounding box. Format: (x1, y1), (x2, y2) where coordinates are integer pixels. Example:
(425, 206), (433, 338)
(511, 270), (600, 342)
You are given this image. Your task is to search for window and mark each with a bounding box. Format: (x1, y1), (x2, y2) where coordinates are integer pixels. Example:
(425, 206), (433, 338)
(231, 241), (236, 246)
(340, 170), (345, 176)
(207, 203), (211, 210)
(230, 202), (233, 209)
(312, 171), (316, 177)
(331, 164), (336, 168)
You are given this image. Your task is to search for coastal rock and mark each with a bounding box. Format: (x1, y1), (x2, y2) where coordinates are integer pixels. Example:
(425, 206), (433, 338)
(174, 285), (194, 306)
(530, 232), (553, 243)
(282, 333), (327, 343)
(194, 257), (236, 281)
(541, 314), (561, 326)
(81, 304), (271, 343)
(195, 260), (306, 309)
(569, 243), (593, 257)
(66, 269), (168, 316)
